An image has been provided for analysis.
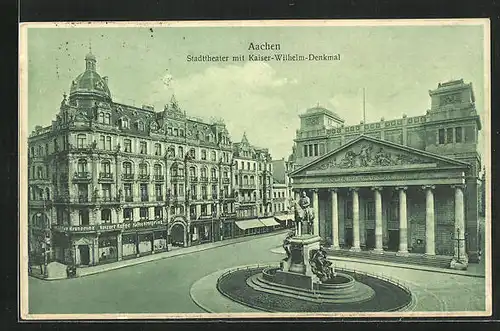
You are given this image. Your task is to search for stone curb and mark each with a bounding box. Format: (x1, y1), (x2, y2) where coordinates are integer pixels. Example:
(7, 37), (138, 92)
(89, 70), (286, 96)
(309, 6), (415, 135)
(31, 230), (289, 281)
(269, 247), (485, 278)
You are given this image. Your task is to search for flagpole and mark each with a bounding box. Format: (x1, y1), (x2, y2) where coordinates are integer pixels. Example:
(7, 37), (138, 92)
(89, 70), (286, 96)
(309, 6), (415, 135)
(363, 87), (366, 124)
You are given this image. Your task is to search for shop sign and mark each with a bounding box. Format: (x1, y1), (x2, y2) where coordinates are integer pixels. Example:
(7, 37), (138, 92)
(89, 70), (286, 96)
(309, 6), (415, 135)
(53, 225), (97, 233)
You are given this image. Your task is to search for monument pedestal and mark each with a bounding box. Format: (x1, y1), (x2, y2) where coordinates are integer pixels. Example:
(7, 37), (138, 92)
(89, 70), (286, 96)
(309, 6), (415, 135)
(276, 234), (321, 290)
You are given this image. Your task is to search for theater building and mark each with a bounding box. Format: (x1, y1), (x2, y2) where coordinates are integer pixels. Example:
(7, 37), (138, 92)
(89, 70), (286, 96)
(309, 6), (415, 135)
(289, 79), (482, 267)
(27, 51), (238, 266)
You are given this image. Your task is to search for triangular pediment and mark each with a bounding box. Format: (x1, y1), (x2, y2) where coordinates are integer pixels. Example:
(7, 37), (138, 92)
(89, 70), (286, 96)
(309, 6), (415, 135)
(291, 135), (468, 177)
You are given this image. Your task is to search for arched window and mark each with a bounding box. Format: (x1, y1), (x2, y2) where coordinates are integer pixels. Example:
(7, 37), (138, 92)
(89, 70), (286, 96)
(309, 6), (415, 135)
(98, 112), (105, 123)
(211, 167), (217, 179)
(201, 149), (207, 160)
(45, 187), (50, 200)
(178, 146), (184, 158)
(170, 163), (181, 177)
(104, 113), (111, 124)
(139, 163), (149, 175)
(37, 166), (43, 179)
(154, 164), (162, 176)
(122, 161), (133, 174)
(211, 151), (216, 161)
(179, 205), (184, 214)
(201, 167), (207, 179)
(250, 176), (254, 185)
(170, 206), (176, 215)
(244, 175), (249, 185)
(77, 159), (87, 173)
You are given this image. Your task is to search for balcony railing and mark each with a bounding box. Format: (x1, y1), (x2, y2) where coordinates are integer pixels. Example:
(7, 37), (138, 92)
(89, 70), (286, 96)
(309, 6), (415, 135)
(122, 173), (135, 181)
(100, 196), (119, 203)
(99, 172), (113, 181)
(211, 177), (218, 182)
(73, 172), (91, 181)
(78, 195), (89, 203)
(156, 195), (163, 201)
(124, 196), (133, 202)
(138, 174), (150, 181)
(154, 174), (165, 181)
(170, 175), (184, 181)
(199, 177), (209, 183)
(141, 195), (149, 202)
(222, 177), (230, 184)
(190, 176), (198, 182)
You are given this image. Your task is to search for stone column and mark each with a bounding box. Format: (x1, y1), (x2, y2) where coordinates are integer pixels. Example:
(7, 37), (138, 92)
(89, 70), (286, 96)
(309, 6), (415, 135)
(453, 184), (467, 264)
(397, 186), (408, 255)
(312, 189), (319, 236)
(423, 185), (436, 255)
(330, 188), (339, 249)
(350, 188), (361, 251)
(372, 186), (383, 253)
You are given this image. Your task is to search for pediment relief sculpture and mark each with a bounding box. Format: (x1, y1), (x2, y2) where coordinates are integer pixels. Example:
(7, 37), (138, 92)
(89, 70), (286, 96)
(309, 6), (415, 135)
(315, 144), (433, 170)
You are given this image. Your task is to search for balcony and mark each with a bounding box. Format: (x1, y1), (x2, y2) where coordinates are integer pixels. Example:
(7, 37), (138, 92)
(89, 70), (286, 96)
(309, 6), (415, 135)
(138, 174), (150, 182)
(154, 174), (165, 182)
(121, 173), (135, 181)
(190, 176), (198, 182)
(141, 195), (149, 202)
(170, 175), (184, 182)
(98, 172), (114, 182)
(199, 177), (209, 183)
(239, 184), (256, 190)
(100, 196), (119, 204)
(73, 172), (92, 183)
(78, 195), (89, 203)
(124, 196), (134, 202)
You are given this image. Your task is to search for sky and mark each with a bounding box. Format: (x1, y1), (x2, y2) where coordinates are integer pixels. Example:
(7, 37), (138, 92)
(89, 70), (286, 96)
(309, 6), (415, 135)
(25, 22), (487, 160)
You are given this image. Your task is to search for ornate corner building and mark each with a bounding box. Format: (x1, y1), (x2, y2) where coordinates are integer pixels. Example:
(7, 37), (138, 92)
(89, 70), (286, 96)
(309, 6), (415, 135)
(27, 51), (279, 267)
(289, 80), (482, 266)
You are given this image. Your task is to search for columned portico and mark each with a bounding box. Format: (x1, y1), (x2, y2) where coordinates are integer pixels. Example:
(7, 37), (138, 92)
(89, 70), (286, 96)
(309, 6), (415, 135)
(350, 188), (361, 252)
(396, 186), (408, 255)
(290, 135), (472, 267)
(423, 185), (436, 256)
(329, 188), (339, 249)
(372, 187), (383, 253)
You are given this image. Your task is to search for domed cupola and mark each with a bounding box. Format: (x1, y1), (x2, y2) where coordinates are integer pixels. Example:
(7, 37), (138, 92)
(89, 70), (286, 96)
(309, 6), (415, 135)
(69, 49), (112, 103)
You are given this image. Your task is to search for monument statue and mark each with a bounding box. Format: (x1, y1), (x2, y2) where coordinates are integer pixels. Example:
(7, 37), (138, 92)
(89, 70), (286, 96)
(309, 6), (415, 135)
(294, 191), (315, 236)
(310, 246), (336, 282)
(282, 230), (295, 259)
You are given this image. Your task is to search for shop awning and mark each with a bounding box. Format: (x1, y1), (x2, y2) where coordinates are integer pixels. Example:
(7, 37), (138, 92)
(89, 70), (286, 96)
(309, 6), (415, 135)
(235, 219), (266, 230)
(260, 217), (280, 227)
(274, 214), (293, 222)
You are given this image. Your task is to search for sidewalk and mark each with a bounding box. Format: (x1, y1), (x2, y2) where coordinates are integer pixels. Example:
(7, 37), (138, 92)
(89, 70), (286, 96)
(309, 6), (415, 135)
(270, 246), (486, 278)
(35, 229), (289, 281)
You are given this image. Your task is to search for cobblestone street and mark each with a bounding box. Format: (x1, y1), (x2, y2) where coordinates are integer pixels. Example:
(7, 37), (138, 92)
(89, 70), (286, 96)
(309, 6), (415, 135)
(28, 232), (487, 315)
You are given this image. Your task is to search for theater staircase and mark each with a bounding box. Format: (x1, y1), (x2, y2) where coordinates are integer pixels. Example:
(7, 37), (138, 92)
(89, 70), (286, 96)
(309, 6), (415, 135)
(327, 248), (453, 270)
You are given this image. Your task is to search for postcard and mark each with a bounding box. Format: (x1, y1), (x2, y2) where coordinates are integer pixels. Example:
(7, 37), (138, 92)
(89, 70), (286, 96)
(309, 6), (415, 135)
(19, 19), (491, 320)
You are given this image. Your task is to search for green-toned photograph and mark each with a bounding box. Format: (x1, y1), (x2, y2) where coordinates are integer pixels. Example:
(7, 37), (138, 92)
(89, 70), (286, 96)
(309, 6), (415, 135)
(19, 20), (491, 319)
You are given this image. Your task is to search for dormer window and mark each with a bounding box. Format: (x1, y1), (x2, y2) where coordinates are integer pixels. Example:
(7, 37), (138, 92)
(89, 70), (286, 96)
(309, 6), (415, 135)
(137, 121), (145, 131)
(120, 117), (129, 129)
(104, 113), (111, 125)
